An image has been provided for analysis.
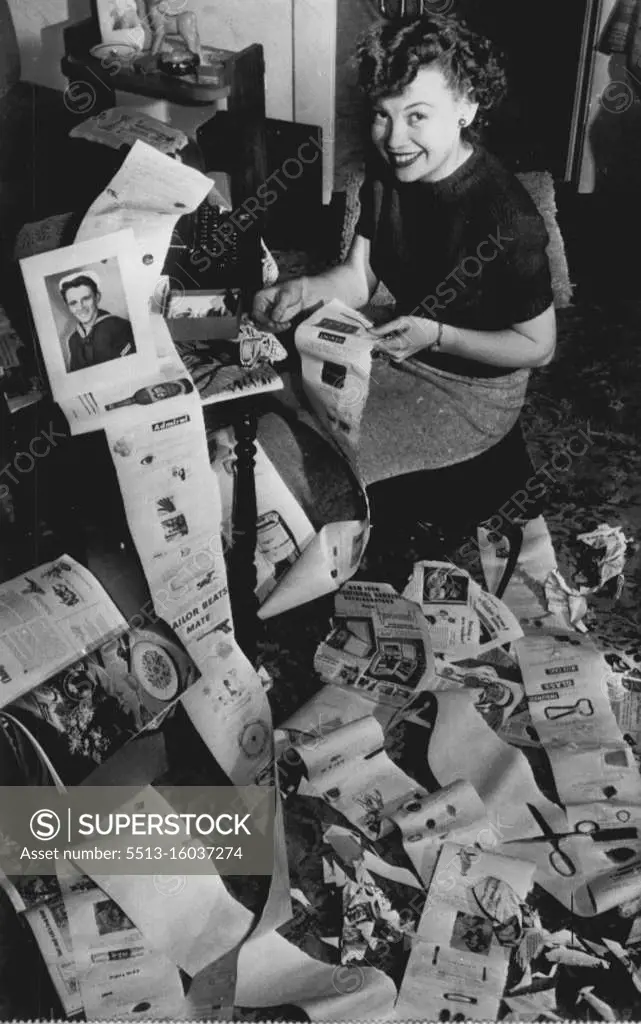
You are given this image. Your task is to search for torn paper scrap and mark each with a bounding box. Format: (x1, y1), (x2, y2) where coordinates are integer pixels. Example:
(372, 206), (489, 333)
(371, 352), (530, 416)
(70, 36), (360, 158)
(577, 524), (631, 596)
(313, 580), (436, 709)
(429, 658), (525, 731)
(69, 109), (190, 155)
(543, 569), (589, 631)
(341, 862), (405, 964)
(478, 515), (558, 627)
(503, 989), (561, 1020)
(601, 937), (641, 991)
(577, 985), (617, 1021)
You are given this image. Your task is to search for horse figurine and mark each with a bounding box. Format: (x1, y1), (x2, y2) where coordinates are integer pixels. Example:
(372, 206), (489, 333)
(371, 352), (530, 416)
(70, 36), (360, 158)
(142, 0), (202, 61)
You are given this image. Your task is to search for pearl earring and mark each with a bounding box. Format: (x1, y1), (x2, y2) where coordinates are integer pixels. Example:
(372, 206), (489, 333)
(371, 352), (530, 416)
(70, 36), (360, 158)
(458, 117), (468, 127)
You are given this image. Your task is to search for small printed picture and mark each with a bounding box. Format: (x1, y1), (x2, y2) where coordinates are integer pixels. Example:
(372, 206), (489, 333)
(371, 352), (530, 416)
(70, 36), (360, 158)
(167, 289), (240, 319)
(605, 651), (633, 674)
(450, 911), (493, 957)
(96, 0), (146, 47)
(107, 0), (140, 31)
(321, 361), (347, 389)
(316, 318), (360, 334)
(94, 898), (136, 936)
(161, 513), (189, 541)
(46, 259), (136, 374)
(51, 582), (80, 608)
(422, 566), (469, 605)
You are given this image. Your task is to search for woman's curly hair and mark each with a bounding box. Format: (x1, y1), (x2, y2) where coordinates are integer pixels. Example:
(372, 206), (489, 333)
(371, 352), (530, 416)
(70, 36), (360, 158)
(355, 14), (507, 141)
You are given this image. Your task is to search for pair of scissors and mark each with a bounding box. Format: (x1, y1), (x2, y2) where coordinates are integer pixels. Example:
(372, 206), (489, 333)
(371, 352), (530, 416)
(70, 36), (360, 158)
(506, 807), (639, 871)
(573, 819), (638, 841)
(506, 804), (577, 876)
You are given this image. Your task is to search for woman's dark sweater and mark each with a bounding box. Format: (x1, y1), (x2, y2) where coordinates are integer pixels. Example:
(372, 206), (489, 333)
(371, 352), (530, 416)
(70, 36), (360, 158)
(355, 145), (553, 378)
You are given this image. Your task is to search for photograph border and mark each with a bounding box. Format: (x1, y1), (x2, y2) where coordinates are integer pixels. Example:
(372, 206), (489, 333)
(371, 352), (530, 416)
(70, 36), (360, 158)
(20, 229), (159, 402)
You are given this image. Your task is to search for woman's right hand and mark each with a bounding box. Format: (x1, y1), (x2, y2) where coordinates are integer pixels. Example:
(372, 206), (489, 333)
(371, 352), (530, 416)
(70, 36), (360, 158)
(252, 277), (307, 332)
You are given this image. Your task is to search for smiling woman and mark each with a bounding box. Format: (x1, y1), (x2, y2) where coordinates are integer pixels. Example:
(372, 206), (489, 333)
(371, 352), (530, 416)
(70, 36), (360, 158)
(252, 11), (556, 544)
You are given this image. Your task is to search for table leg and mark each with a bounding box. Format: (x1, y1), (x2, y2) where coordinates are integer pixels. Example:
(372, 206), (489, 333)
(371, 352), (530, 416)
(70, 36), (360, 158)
(229, 406), (260, 663)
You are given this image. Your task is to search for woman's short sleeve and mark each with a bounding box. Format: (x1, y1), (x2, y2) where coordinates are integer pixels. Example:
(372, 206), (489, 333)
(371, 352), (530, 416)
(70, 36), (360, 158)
(488, 205), (554, 325)
(354, 176), (376, 241)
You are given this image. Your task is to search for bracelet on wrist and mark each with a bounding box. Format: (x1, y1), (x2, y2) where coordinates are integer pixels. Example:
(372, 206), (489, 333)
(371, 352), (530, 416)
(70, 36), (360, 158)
(427, 321), (444, 352)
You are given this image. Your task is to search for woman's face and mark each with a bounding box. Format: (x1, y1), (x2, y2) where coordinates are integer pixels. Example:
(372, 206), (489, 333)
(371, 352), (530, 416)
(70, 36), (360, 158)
(371, 65), (478, 184)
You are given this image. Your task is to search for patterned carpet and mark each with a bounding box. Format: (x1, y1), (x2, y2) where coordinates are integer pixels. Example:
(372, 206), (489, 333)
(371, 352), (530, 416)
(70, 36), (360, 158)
(523, 301), (641, 664)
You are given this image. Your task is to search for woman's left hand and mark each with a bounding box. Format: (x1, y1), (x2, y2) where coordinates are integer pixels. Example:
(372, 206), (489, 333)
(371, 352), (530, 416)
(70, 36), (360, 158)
(369, 316), (441, 362)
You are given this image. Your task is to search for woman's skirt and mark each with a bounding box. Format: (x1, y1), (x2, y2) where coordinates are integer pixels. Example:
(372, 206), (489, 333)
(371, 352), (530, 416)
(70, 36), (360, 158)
(354, 357), (530, 484)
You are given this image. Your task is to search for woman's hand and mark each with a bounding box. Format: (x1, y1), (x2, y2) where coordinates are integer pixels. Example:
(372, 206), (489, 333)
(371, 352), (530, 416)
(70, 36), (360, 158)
(252, 278), (307, 332)
(369, 315), (441, 362)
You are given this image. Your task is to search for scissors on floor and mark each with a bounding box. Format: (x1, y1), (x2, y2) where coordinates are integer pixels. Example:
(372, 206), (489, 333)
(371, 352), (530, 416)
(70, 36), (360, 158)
(505, 805), (638, 876)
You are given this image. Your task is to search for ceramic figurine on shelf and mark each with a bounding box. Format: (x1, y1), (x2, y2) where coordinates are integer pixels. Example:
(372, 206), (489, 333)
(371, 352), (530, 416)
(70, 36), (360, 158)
(143, 0), (202, 62)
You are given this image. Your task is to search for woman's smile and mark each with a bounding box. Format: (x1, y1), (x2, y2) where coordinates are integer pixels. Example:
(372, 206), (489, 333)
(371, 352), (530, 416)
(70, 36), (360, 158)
(389, 151), (424, 170)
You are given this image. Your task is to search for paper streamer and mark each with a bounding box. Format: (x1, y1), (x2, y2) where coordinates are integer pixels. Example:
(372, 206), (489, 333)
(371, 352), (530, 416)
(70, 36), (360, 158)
(387, 779), (490, 884)
(58, 787), (254, 977)
(403, 690), (565, 840)
(235, 928), (397, 1021)
(515, 632), (641, 806)
(104, 391), (292, 1002)
(398, 692), (614, 911)
(104, 392), (273, 786)
(259, 520), (369, 620)
(395, 841), (536, 1021)
(75, 140), (212, 301)
(294, 715), (427, 841)
(61, 873), (185, 1021)
(23, 897), (85, 1018)
(294, 299), (375, 452)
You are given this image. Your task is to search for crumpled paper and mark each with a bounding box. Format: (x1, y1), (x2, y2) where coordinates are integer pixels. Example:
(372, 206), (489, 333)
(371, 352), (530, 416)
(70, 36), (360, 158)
(238, 318), (288, 367)
(341, 862), (406, 964)
(543, 569), (589, 631)
(576, 524), (631, 599)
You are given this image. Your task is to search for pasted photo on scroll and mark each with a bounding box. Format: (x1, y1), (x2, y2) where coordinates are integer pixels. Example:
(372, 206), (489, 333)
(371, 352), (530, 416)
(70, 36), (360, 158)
(19, 228), (160, 430)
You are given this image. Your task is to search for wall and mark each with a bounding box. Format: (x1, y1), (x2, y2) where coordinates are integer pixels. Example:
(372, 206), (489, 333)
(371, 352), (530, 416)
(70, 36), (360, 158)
(334, 0), (378, 190)
(293, 0), (336, 203)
